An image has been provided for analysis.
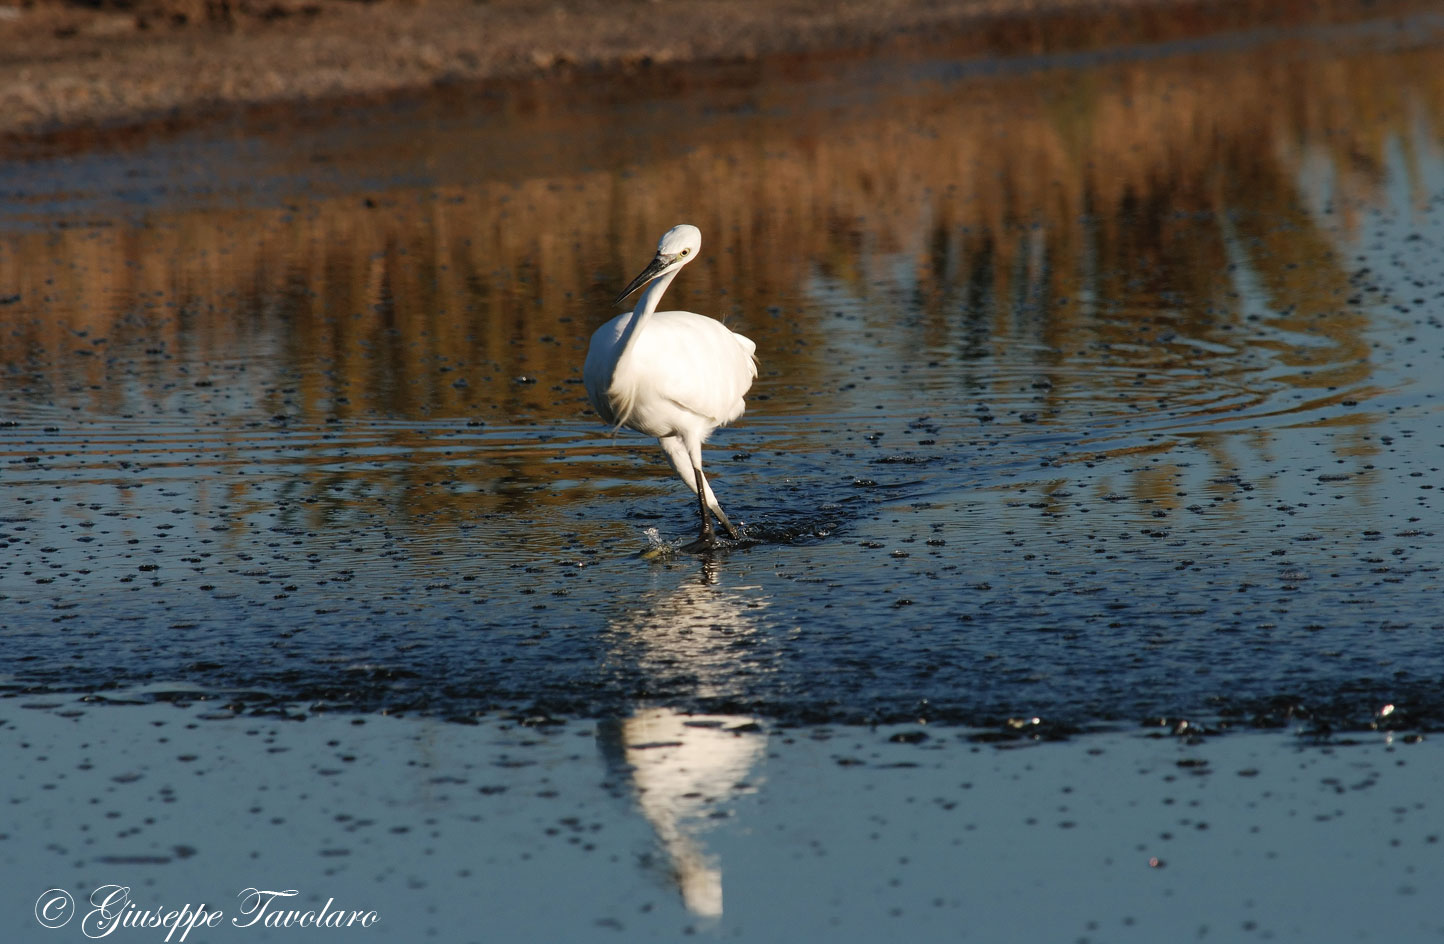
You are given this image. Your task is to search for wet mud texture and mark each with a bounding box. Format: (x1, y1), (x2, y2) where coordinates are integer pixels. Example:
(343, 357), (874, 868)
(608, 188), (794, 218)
(2, 5), (1444, 736)
(2, 0), (1440, 139)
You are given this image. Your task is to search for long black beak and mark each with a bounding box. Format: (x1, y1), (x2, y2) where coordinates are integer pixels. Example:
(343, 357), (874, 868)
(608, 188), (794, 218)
(614, 254), (673, 307)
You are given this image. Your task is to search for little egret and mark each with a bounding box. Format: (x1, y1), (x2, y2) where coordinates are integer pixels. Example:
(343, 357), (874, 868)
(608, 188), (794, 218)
(584, 224), (757, 549)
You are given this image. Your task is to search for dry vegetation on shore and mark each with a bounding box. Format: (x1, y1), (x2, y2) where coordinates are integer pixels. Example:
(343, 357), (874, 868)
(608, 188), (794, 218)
(1, 0), (1431, 138)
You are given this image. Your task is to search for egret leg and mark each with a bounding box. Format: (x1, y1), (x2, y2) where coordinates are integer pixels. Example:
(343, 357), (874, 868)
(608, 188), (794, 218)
(707, 488), (740, 540)
(660, 435), (742, 547)
(694, 464), (740, 542)
(683, 436), (741, 542)
(693, 466), (716, 545)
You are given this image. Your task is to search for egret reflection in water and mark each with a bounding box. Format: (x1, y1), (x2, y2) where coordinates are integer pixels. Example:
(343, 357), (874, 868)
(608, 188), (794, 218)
(597, 560), (770, 916)
(598, 709), (765, 918)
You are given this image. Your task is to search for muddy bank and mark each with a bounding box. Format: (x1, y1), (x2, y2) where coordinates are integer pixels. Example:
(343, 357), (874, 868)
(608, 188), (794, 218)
(0, 0), (1433, 141)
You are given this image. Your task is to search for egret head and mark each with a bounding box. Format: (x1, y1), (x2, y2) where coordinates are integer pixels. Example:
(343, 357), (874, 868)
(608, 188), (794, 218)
(615, 224), (702, 305)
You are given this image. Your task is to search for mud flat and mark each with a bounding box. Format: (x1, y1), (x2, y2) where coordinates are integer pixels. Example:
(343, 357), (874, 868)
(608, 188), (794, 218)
(2, 0), (1438, 139)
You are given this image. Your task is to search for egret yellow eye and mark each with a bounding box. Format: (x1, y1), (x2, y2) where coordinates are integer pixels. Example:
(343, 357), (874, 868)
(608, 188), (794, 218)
(680, 249), (689, 256)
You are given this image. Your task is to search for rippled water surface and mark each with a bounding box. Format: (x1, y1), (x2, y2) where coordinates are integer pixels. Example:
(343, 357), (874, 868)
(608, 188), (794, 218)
(3, 10), (1444, 732)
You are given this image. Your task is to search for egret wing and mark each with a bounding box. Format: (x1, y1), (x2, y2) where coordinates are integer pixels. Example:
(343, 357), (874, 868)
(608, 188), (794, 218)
(630, 310), (757, 426)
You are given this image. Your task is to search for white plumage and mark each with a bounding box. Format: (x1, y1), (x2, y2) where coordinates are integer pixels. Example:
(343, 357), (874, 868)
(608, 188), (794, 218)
(584, 224), (757, 547)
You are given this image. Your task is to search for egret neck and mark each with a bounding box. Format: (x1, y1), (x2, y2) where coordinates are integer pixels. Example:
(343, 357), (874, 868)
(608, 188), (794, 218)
(614, 263), (680, 366)
(606, 263), (681, 427)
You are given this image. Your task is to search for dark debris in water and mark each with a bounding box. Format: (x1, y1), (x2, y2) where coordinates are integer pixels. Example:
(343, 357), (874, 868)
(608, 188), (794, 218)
(7, 669), (1444, 742)
(3, 17), (1444, 745)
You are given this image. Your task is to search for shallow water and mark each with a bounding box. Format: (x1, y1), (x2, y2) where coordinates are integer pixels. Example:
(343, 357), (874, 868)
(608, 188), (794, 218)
(6, 699), (1443, 942)
(2, 10), (1444, 733)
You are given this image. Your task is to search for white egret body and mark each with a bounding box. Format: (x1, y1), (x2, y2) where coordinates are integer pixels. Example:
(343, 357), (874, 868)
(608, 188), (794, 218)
(584, 224), (757, 547)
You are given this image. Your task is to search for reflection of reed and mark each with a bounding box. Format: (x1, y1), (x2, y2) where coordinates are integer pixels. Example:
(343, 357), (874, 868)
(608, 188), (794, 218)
(6, 24), (1437, 369)
(2, 16), (1439, 501)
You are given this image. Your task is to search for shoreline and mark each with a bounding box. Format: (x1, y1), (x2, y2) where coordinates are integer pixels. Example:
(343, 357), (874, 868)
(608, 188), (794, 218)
(1, 0), (1431, 147)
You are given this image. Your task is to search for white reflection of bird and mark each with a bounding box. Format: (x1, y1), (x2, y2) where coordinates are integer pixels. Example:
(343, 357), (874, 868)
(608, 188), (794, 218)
(584, 225), (757, 549)
(619, 708), (765, 919)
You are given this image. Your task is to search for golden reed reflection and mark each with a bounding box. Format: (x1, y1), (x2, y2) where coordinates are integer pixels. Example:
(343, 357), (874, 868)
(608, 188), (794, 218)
(1, 4), (1440, 515)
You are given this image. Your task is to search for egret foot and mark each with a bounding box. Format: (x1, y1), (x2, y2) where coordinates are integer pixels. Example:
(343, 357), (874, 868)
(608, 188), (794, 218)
(683, 510), (717, 555)
(680, 535), (720, 554)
